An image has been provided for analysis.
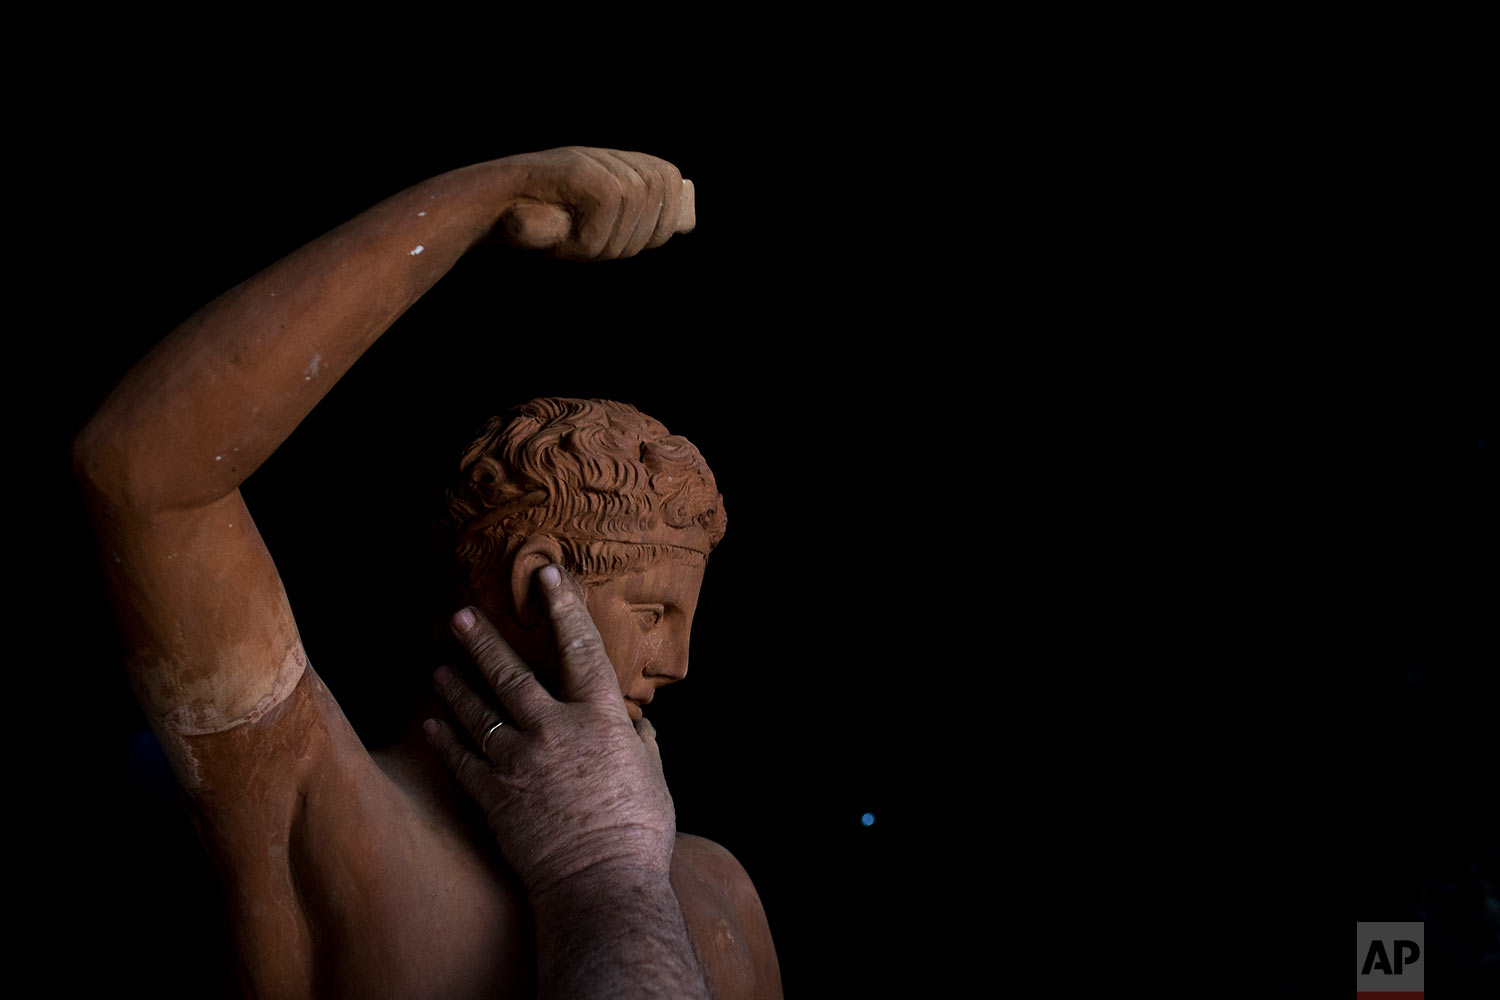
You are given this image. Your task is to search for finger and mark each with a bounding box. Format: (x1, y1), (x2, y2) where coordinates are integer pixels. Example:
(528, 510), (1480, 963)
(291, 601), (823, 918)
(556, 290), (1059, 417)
(630, 155), (683, 249)
(577, 148), (647, 260)
(586, 149), (649, 260)
(613, 151), (667, 258)
(634, 717), (664, 775)
(423, 718), (496, 804)
(535, 564), (627, 706)
(562, 149), (620, 260)
(450, 607), (552, 727)
(433, 665), (510, 752)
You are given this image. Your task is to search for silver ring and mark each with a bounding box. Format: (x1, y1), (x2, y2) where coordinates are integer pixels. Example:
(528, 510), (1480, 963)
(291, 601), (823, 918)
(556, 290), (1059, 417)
(481, 719), (506, 759)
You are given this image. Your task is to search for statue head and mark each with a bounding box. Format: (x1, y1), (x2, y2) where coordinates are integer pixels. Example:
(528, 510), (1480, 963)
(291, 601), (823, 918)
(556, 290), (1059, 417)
(446, 398), (726, 717)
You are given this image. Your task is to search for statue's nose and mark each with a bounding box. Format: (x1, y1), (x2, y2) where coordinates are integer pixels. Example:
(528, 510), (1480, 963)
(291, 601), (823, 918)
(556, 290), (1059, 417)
(647, 645), (689, 683)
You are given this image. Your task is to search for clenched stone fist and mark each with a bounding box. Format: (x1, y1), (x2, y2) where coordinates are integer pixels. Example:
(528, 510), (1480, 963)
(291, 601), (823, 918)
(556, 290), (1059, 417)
(491, 147), (695, 261)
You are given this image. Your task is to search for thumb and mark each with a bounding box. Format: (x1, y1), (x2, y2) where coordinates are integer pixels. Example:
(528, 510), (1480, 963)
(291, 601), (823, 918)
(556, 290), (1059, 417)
(497, 202), (572, 250)
(634, 717), (664, 774)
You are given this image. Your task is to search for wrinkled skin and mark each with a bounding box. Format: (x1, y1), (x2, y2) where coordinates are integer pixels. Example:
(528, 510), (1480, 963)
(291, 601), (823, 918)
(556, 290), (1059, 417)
(429, 566), (679, 896)
(428, 565), (710, 999)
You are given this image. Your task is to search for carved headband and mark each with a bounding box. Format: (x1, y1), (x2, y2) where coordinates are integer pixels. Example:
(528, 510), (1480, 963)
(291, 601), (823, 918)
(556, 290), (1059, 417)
(459, 490), (712, 557)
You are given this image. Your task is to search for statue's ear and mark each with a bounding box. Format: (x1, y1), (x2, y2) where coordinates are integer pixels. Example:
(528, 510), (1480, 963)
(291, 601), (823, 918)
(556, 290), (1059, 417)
(510, 535), (565, 628)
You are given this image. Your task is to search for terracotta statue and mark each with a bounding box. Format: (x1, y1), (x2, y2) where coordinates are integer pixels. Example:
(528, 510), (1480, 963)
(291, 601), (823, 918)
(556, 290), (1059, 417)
(73, 148), (781, 998)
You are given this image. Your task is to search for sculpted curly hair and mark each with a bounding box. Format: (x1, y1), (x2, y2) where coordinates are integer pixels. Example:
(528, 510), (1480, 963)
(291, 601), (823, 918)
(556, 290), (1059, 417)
(447, 398), (726, 594)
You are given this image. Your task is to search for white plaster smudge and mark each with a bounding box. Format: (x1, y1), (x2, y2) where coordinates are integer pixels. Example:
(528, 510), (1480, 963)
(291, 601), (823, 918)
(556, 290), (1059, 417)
(162, 643), (309, 738)
(156, 730), (204, 790)
(410, 245), (425, 255)
(304, 353), (322, 381)
(417, 211), (426, 217)
(215, 455), (223, 461)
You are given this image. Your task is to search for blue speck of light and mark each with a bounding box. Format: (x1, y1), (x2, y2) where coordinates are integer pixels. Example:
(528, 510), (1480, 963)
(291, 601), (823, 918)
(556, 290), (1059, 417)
(861, 813), (875, 827)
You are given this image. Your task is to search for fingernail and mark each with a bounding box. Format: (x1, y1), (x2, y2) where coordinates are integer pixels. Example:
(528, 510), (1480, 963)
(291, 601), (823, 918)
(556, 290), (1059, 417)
(422, 719), (439, 736)
(539, 564), (561, 590)
(452, 608), (476, 633)
(433, 665), (452, 684)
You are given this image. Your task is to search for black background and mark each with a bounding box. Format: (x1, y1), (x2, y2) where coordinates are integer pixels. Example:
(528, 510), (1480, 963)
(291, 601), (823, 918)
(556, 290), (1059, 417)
(19, 32), (1497, 997)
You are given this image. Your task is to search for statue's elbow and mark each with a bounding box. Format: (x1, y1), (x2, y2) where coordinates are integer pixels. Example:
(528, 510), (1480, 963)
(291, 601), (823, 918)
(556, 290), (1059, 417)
(71, 412), (144, 514)
(73, 417), (116, 497)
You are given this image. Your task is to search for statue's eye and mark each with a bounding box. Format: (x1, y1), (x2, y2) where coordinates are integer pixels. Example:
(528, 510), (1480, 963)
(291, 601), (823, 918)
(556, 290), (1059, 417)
(632, 605), (664, 632)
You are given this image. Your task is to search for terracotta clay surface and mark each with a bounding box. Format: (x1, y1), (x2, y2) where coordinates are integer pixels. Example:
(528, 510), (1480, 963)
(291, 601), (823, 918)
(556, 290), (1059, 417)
(73, 150), (779, 999)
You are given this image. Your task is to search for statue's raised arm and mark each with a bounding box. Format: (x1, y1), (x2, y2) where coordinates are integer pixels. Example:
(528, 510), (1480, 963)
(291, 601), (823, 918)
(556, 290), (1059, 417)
(73, 148), (692, 743)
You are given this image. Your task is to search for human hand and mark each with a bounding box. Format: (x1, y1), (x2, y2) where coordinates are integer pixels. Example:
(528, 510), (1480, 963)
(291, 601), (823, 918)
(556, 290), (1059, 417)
(490, 147), (695, 261)
(424, 564), (676, 899)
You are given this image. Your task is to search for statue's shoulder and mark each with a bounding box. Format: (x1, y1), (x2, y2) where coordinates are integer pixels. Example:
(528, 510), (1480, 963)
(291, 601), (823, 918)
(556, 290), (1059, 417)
(672, 834), (784, 1000)
(672, 834), (758, 895)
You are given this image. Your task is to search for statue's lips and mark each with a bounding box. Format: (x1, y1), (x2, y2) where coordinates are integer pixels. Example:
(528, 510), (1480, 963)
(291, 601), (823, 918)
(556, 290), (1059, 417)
(625, 696), (648, 720)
